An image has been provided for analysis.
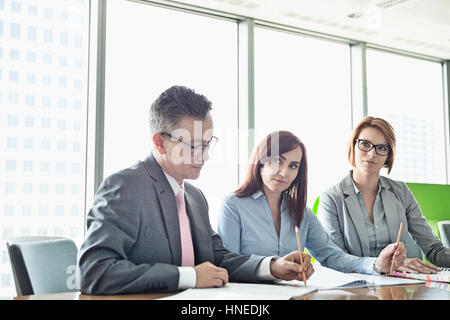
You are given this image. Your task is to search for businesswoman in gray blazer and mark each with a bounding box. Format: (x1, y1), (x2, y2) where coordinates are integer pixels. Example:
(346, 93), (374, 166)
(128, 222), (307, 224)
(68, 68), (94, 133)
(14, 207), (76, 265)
(317, 116), (450, 273)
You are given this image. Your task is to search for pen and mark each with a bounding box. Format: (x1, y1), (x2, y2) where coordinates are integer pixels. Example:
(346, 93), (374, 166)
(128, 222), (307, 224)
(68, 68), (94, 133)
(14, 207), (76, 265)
(389, 222), (404, 275)
(295, 226), (307, 286)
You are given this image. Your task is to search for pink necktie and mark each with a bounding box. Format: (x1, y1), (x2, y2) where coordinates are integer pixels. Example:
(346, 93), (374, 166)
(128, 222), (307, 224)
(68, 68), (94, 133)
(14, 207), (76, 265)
(175, 187), (195, 267)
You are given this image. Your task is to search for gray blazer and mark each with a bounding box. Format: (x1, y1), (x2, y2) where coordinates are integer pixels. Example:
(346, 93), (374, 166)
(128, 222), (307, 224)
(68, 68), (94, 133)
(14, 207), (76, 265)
(77, 154), (265, 294)
(317, 171), (450, 267)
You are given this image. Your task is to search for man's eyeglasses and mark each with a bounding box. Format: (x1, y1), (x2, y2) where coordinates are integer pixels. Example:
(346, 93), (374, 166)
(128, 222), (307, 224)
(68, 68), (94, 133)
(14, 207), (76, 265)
(161, 132), (218, 154)
(355, 139), (390, 156)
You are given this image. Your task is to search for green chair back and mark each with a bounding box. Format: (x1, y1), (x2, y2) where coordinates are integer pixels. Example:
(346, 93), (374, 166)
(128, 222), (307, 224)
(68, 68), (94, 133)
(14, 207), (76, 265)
(406, 183), (450, 239)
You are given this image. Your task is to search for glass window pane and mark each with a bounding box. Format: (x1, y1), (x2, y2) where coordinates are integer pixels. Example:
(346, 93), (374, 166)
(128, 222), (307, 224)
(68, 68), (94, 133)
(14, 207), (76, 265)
(104, 1), (238, 230)
(0, 0), (89, 296)
(254, 27), (352, 206)
(366, 50), (446, 183)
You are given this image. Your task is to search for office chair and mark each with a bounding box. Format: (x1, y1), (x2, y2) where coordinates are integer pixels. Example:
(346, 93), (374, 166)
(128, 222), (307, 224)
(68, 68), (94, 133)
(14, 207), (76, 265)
(438, 221), (450, 248)
(312, 196), (320, 215)
(6, 236), (79, 296)
(405, 232), (424, 260)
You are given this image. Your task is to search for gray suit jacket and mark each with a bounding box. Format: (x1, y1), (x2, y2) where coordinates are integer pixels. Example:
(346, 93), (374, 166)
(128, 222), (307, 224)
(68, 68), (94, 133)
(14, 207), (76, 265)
(317, 171), (450, 267)
(77, 154), (265, 294)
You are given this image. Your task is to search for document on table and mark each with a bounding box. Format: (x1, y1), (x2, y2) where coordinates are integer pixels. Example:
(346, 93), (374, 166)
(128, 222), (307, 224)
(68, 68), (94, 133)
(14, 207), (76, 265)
(280, 264), (370, 290)
(388, 269), (450, 283)
(281, 264), (424, 290)
(159, 282), (317, 300)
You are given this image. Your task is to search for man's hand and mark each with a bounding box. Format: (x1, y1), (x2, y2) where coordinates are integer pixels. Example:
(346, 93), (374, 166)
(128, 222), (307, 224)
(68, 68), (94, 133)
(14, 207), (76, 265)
(194, 262), (228, 288)
(270, 251), (314, 281)
(374, 242), (407, 274)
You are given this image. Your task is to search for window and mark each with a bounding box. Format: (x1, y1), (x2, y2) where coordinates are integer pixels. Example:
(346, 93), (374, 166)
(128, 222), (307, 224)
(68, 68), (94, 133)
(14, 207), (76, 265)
(23, 139), (33, 150)
(10, 23), (20, 39)
(104, 1), (238, 230)
(56, 141), (65, 151)
(23, 183), (32, 194)
(42, 74), (51, 86)
(366, 50), (446, 183)
(44, 8), (53, 19)
(26, 73), (36, 84)
(58, 77), (67, 88)
(9, 48), (19, 59)
(42, 96), (51, 107)
(43, 28), (52, 43)
(24, 115), (34, 127)
(28, 5), (37, 16)
(26, 51), (36, 62)
(25, 94), (35, 105)
(60, 31), (68, 46)
(5, 160), (16, 171)
(27, 26), (37, 41)
(254, 27), (352, 205)
(59, 56), (68, 66)
(5, 183), (16, 195)
(0, 0), (89, 297)
(9, 70), (19, 82)
(6, 137), (16, 149)
(11, 1), (20, 13)
(7, 114), (18, 126)
(23, 160), (33, 171)
(43, 54), (52, 64)
(8, 92), (18, 104)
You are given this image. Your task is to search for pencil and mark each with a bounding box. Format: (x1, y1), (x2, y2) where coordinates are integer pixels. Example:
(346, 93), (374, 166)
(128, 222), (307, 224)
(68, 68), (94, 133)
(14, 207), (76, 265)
(295, 226), (307, 286)
(389, 222), (404, 275)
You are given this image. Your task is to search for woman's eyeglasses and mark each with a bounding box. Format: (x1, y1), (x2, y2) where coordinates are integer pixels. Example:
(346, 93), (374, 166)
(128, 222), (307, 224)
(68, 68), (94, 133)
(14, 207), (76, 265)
(355, 139), (390, 156)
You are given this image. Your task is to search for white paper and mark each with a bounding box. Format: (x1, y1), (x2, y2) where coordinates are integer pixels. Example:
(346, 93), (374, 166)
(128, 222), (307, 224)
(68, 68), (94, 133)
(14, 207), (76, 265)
(281, 265), (426, 290)
(281, 265), (370, 290)
(159, 282), (317, 300)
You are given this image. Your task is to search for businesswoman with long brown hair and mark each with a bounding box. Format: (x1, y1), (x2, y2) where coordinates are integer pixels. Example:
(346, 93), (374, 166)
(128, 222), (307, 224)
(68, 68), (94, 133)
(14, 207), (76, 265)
(218, 130), (406, 275)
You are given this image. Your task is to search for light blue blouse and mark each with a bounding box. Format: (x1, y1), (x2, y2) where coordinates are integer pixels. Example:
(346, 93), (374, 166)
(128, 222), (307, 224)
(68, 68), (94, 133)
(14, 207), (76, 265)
(218, 191), (379, 274)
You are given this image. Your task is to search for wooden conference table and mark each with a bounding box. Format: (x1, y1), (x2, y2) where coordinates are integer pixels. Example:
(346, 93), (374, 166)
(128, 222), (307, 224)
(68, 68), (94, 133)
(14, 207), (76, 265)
(14, 282), (450, 300)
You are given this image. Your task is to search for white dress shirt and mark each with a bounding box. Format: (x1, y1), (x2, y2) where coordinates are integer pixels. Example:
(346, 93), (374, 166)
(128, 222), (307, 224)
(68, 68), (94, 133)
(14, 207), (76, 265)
(162, 171), (275, 289)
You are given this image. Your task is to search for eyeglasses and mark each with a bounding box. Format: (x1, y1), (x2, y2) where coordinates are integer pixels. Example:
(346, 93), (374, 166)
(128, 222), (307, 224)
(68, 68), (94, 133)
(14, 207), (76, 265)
(355, 139), (390, 156)
(161, 132), (218, 155)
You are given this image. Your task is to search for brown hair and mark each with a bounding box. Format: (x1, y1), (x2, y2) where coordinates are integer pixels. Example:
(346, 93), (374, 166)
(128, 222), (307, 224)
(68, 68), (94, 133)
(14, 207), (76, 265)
(235, 131), (308, 228)
(348, 116), (396, 174)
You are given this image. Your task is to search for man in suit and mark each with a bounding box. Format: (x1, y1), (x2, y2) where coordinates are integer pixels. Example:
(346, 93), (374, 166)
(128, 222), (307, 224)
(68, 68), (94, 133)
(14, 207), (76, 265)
(77, 86), (312, 294)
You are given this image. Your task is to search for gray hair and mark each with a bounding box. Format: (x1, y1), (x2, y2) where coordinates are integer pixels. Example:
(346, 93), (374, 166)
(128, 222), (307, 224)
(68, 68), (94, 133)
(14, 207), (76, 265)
(149, 85), (212, 134)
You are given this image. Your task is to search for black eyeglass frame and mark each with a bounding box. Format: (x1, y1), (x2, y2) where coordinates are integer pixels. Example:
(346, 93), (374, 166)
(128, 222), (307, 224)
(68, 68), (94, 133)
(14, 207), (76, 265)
(160, 132), (218, 154)
(355, 138), (391, 156)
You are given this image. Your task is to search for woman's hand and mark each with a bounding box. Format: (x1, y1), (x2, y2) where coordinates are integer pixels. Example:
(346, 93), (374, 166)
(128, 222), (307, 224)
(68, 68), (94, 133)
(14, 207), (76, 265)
(397, 258), (440, 274)
(374, 242), (407, 274)
(270, 251), (314, 281)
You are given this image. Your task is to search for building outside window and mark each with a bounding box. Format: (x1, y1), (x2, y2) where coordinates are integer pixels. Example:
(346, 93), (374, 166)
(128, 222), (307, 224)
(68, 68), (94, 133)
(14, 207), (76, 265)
(0, 0), (89, 297)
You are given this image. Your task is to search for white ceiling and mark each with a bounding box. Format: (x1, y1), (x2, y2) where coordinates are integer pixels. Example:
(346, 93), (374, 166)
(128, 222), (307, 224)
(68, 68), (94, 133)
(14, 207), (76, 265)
(170, 0), (450, 60)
